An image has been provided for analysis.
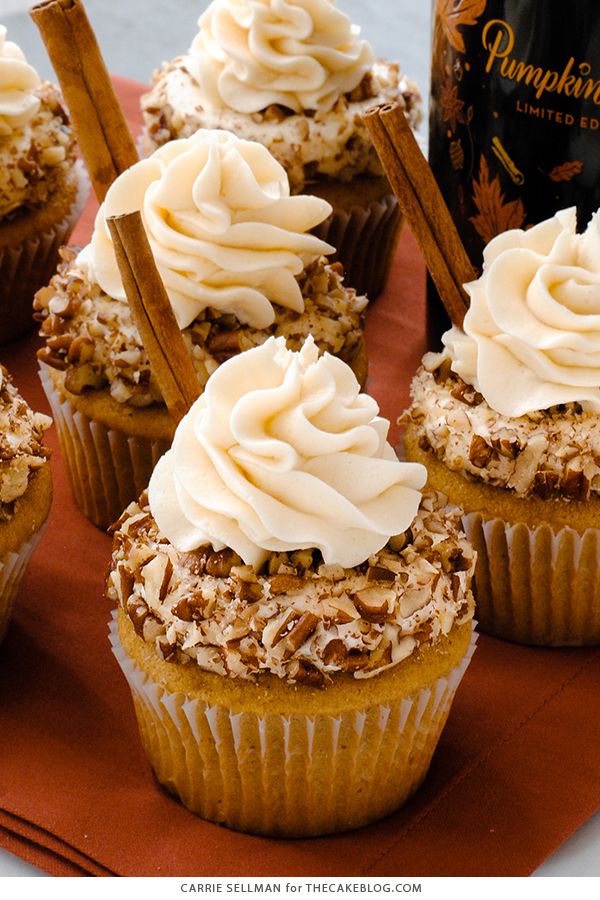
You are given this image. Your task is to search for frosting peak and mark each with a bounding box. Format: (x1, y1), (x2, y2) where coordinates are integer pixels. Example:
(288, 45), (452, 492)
(149, 336), (426, 569)
(0, 25), (40, 133)
(444, 207), (600, 417)
(187, 0), (374, 113)
(79, 129), (333, 329)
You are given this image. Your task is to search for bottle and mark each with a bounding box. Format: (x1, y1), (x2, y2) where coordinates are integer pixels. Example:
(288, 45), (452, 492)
(428, 0), (600, 344)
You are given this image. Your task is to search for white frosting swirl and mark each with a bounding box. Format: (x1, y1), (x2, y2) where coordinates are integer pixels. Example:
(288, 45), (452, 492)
(149, 336), (426, 569)
(444, 207), (600, 417)
(0, 25), (40, 132)
(187, 0), (374, 114)
(78, 129), (333, 329)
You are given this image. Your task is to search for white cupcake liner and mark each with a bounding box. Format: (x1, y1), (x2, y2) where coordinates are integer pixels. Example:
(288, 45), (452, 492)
(109, 612), (477, 837)
(0, 161), (90, 344)
(0, 528), (46, 643)
(311, 193), (402, 300)
(40, 364), (171, 530)
(462, 511), (600, 645)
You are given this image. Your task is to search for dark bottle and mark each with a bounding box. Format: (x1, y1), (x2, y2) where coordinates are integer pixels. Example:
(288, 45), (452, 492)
(428, 0), (600, 345)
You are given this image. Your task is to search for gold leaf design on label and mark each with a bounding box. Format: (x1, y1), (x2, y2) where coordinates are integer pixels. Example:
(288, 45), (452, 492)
(441, 79), (466, 130)
(435, 0), (488, 54)
(469, 155), (526, 245)
(547, 160), (584, 182)
(450, 139), (465, 170)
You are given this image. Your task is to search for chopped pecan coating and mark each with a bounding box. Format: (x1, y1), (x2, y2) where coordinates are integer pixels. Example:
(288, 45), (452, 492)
(35, 253), (366, 408)
(106, 490), (475, 685)
(406, 355), (600, 500)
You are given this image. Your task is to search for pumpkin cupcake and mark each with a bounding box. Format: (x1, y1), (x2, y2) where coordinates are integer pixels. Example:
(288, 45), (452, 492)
(403, 207), (600, 646)
(34, 129), (368, 530)
(107, 335), (476, 837)
(140, 0), (422, 299)
(0, 364), (52, 642)
(0, 24), (88, 344)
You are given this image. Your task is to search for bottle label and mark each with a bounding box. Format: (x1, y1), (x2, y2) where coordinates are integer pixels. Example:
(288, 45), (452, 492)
(429, 0), (600, 268)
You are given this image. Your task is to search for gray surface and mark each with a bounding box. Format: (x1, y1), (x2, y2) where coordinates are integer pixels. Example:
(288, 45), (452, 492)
(1, 0), (599, 880)
(4, 1), (431, 102)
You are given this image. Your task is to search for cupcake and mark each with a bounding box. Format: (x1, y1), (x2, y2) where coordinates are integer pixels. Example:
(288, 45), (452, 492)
(403, 207), (600, 646)
(140, 0), (422, 299)
(0, 24), (88, 344)
(106, 335), (476, 837)
(0, 363), (52, 642)
(34, 129), (368, 530)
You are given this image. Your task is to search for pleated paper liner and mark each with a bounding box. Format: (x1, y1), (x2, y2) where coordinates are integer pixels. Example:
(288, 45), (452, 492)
(309, 178), (402, 300)
(109, 610), (477, 838)
(0, 162), (89, 345)
(0, 530), (46, 644)
(462, 512), (600, 646)
(40, 365), (171, 530)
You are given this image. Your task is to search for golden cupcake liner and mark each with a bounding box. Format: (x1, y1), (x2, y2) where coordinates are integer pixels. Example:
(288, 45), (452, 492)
(462, 512), (600, 645)
(40, 365), (171, 531)
(0, 162), (89, 345)
(0, 529), (45, 644)
(109, 613), (477, 838)
(312, 194), (402, 300)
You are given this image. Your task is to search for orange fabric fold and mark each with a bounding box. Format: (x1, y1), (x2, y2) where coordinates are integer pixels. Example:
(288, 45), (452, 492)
(0, 77), (599, 878)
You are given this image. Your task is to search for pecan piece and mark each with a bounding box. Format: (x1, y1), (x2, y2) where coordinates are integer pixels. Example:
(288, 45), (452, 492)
(353, 587), (392, 623)
(321, 638), (347, 667)
(451, 379), (484, 406)
(268, 573), (306, 594)
(367, 565), (396, 583)
(281, 611), (319, 660)
(172, 592), (207, 622)
(468, 434), (493, 468)
(158, 637), (177, 662)
(126, 596), (150, 636)
(206, 547), (241, 577)
(118, 566), (135, 602)
(180, 546), (210, 575)
(287, 658), (325, 687)
(142, 553), (173, 608)
(533, 469), (559, 500)
(561, 467), (590, 500)
(67, 335), (95, 365)
(206, 330), (241, 362)
(239, 580), (264, 603)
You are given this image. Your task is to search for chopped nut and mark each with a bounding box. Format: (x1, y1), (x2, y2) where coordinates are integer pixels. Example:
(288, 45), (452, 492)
(287, 659), (325, 687)
(239, 580), (264, 603)
(367, 565), (396, 583)
(281, 611), (319, 659)
(533, 469), (560, 499)
(206, 547), (240, 577)
(468, 434), (493, 468)
(321, 639), (347, 666)
(561, 466), (590, 500)
(268, 573), (306, 594)
(353, 587), (393, 623)
(172, 593), (207, 621)
(142, 553), (173, 609)
(126, 596), (150, 636)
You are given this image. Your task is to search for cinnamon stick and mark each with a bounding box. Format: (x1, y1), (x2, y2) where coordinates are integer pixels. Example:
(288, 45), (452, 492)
(30, 0), (138, 202)
(107, 212), (201, 423)
(363, 102), (474, 328)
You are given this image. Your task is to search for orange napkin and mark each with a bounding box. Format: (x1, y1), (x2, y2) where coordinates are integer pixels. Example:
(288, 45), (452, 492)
(0, 78), (598, 878)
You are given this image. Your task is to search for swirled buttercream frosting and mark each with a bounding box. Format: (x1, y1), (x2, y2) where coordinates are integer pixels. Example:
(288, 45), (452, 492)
(149, 336), (426, 569)
(187, 0), (374, 114)
(78, 129), (333, 330)
(444, 207), (600, 417)
(0, 25), (40, 132)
